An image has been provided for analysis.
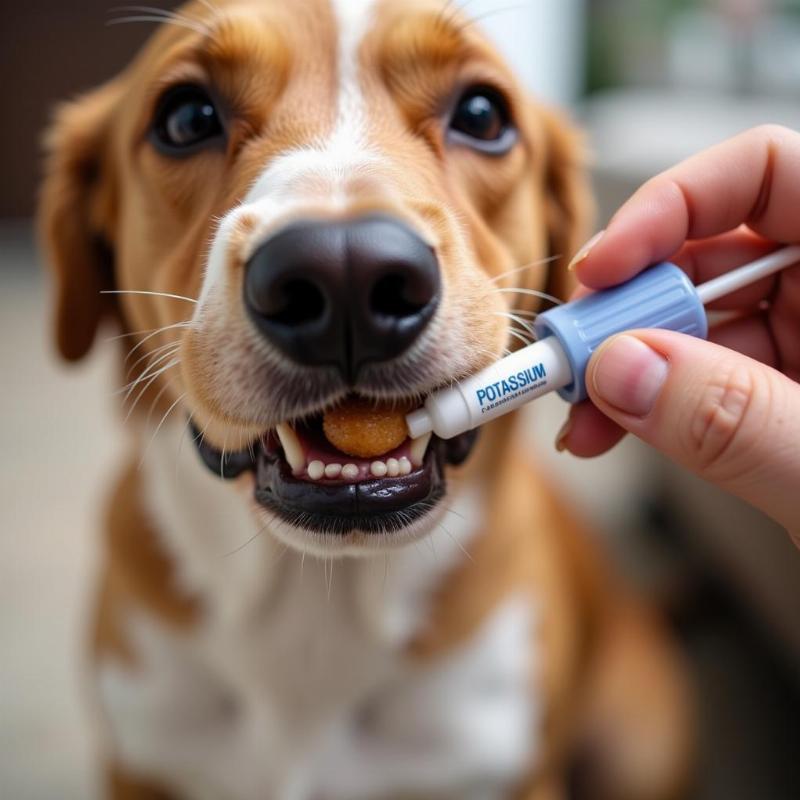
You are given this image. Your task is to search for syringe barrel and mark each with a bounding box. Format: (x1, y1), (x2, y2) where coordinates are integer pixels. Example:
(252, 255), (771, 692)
(533, 261), (707, 403)
(406, 337), (572, 440)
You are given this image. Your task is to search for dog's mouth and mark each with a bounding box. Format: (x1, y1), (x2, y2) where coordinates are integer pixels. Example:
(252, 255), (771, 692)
(191, 399), (478, 536)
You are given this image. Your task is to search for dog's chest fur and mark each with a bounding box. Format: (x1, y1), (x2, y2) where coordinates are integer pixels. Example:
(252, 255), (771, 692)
(96, 425), (542, 800)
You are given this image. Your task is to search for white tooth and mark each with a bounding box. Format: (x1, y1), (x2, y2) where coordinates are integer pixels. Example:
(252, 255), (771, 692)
(386, 458), (400, 477)
(342, 464), (359, 481)
(409, 432), (432, 467)
(324, 463), (342, 479)
(307, 460), (325, 480)
(398, 457), (412, 476)
(276, 423), (305, 473)
(370, 461), (388, 477)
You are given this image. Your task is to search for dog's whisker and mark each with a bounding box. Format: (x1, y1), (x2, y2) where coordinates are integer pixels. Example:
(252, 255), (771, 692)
(117, 347), (181, 398)
(195, 0), (223, 20)
(491, 287), (563, 305)
(492, 311), (537, 334)
(413, 540), (425, 561)
(220, 432), (228, 482)
(222, 521), (271, 558)
(123, 321), (190, 364)
(382, 553), (390, 597)
(328, 558), (335, 602)
(425, 531), (438, 560)
(436, 520), (475, 564)
(122, 358), (180, 422)
(439, 503), (468, 522)
(107, 5), (212, 35)
(504, 308), (540, 318)
(106, 320), (190, 346)
(106, 15), (210, 35)
(457, 1), (532, 33)
(506, 328), (534, 349)
(509, 323), (535, 338)
(138, 392), (187, 469)
(145, 377), (177, 429)
(101, 289), (198, 304)
(488, 254), (560, 285)
(174, 415), (194, 479)
(438, 0), (484, 29)
(109, 5), (189, 19)
(124, 366), (179, 426)
(273, 541), (291, 566)
(127, 339), (181, 379)
(137, 346), (181, 380)
(109, 4), (205, 22)
(464, 344), (506, 368)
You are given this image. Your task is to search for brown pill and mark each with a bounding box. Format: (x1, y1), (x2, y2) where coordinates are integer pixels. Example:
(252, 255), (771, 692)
(323, 399), (410, 458)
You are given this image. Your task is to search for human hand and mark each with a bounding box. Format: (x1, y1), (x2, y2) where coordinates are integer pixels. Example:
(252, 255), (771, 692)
(557, 125), (800, 541)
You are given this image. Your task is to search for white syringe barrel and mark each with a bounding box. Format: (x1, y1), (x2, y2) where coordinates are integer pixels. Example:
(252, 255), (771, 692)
(406, 337), (572, 439)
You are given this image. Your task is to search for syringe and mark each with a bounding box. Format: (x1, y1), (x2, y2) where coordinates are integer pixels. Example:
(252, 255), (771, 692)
(406, 246), (800, 440)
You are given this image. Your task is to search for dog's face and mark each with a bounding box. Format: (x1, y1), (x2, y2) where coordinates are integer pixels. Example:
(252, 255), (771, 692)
(40, 0), (588, 555)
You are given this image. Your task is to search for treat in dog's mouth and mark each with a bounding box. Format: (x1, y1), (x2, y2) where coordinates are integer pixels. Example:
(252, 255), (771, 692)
(191, 396), (478, 535)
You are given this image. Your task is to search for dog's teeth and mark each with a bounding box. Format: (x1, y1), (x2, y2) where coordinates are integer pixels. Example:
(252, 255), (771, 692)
(307, 460), (325, 480)
(386, 458), (400, 477)
(409, 432), (432, 467)
(398, 457), (412, 476)
(275, 423), (305, 473)
(342, 464), (359, 481)
(370, 461), (388, 477)
(324, 463), (342, 479)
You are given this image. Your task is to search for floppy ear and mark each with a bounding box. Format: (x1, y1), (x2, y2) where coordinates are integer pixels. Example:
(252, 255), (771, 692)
(38, 83), (120, 361)
(540, 106), (594, 302)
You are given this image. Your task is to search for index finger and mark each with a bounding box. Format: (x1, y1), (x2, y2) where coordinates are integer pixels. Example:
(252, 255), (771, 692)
(575, 125), (800, 289)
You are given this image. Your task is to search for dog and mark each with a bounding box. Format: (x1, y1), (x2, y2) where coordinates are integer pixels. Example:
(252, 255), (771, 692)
(39, 1), (693, 798)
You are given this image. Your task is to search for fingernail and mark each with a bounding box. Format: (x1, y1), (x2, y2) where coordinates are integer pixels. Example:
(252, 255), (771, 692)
(591, 335), (669, 417)
(568, 230), (605, 271)
(555, 417), (571, 452)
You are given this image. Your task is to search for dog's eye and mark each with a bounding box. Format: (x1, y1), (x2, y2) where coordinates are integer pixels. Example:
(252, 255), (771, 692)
(448, 87), (516, 154)
(151, 85), (224, 155)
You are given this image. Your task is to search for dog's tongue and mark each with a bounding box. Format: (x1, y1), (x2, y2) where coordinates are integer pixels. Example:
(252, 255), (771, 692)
(322, 398), (411, 458)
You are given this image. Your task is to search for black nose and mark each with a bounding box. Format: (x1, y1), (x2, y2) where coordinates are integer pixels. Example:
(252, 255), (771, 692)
(244, 215), (440, 382)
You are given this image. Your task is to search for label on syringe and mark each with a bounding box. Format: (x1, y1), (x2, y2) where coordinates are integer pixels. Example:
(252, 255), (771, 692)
(448, 336), (572, 433)
(476, 363), (549, 414)
(407, 336), (574, 440)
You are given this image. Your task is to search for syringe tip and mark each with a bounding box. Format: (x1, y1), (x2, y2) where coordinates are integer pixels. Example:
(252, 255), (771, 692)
(406, 408), (433, 439)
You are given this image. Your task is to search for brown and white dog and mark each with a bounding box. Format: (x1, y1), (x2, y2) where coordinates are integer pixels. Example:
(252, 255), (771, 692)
(39, 1), (693, 798)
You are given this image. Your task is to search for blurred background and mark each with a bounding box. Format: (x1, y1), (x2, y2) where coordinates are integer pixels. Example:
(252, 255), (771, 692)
(1, 1), (799, 797)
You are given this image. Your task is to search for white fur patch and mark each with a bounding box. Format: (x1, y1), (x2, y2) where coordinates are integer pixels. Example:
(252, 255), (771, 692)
(199, 0), (384, 310)
(308, 595), (540, 800)
(98, 421), (541, 799)
(138, 423), (274, 625)
(99, 588), (538, 800)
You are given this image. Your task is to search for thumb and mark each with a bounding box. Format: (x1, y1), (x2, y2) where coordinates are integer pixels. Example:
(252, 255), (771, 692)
(586, 330), (800, 536)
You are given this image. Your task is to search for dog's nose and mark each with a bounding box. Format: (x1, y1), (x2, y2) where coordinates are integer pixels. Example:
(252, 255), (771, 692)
(244, 215), (440, 382)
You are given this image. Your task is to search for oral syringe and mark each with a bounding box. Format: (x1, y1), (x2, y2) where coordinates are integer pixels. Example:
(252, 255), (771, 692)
(406, 246), (800, 440)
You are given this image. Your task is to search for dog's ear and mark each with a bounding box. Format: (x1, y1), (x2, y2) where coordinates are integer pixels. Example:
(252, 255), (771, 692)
(38, 82), (121, 361)
(540, 106), (593, 302)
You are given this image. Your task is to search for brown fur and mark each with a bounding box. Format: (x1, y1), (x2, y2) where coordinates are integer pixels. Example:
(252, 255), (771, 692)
(39, 1), (692, 798)
(100, 458), (201, 643)
(108, 764), (177, 800)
